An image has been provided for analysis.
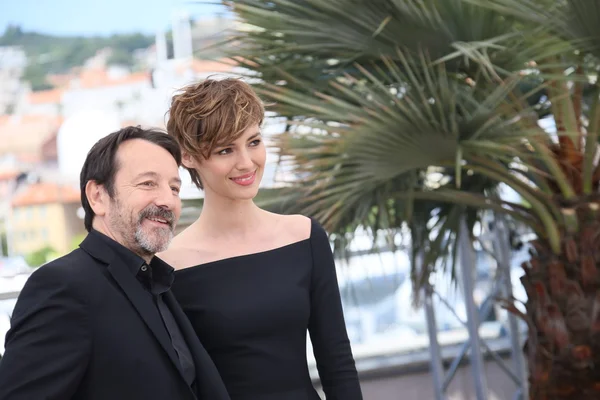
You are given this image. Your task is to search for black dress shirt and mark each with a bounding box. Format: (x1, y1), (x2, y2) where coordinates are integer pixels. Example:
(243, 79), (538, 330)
(94, 230), (196, 388)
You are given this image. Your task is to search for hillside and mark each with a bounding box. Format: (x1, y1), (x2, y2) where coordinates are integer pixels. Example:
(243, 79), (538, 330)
(0, 25), (154, 91)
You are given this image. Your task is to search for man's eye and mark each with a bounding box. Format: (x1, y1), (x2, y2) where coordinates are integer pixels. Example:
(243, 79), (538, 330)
(141, 181), (155, 187)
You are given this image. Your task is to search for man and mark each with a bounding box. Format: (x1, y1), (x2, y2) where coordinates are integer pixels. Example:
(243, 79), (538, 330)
(0, 126), (230, 400)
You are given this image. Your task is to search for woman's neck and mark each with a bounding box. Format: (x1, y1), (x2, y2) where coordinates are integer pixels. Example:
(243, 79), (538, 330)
(196, 193), (264, 239)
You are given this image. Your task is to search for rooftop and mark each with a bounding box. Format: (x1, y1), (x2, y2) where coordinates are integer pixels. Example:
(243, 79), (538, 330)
(11, 182), (80, 207)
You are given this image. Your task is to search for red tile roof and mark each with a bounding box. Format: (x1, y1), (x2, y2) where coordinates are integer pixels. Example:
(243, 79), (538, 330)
(12, 182), (80, 207)
(0, 170), (21, 181)
(28, 89), (63, 105)
(76, 68), (150, 89)
(0, 114), (63, 156)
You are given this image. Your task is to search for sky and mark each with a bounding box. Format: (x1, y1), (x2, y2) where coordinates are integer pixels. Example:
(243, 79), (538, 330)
(0, 0), (229, 36)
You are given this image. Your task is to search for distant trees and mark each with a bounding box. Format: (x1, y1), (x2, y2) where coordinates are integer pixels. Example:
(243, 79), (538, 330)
(0, 231), (7, 257)
(25, 246), (57, 267)
(22, 63), (54, 91)
(0, 26), (154, 91)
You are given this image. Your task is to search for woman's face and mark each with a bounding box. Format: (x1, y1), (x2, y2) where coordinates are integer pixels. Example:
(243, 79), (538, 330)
(188, 123), (266, 202)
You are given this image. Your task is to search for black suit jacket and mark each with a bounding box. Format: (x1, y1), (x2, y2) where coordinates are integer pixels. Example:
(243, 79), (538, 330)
(0, 232), (231, 400)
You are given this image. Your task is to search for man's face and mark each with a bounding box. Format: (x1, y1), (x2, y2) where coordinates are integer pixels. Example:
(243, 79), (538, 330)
(104, 139), (182, 258)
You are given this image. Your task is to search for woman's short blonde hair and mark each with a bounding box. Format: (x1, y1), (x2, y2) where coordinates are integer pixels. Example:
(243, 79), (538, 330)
(167, 77), (265, 189)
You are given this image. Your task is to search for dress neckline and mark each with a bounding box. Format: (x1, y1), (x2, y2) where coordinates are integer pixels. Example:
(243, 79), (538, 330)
(174, 217), (318, 274)
(174, 236), (311, 274)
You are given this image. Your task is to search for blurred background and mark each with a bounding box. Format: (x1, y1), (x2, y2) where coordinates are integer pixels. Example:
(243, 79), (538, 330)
(0, 1), (558, 399)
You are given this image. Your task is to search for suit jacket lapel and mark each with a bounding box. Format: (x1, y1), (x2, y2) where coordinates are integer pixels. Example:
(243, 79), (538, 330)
(79, 233), (185, 383)
(80, 232), (229, 399)
(106, 261), (185, 371)
(164, 291), (231, 400)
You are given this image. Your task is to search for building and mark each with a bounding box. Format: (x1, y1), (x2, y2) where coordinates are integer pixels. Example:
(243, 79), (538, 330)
(24, 88), (63, 116)
(0, 169), (26, 257)
(9, 182), (83, 257)
(0, 170), (23, 201)
(0, 114), (63, 164)
(0, 46), (27, 114)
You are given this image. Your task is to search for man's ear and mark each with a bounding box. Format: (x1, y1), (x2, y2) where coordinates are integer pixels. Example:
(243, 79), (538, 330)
(85, 180), (109, 217)
(181, 151), (196, 169)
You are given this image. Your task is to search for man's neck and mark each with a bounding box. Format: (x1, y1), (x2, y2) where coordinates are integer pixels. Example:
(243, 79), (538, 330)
(92, 223), (153, 264)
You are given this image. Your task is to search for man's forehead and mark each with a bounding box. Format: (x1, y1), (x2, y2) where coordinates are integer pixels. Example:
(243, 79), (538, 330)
(116, 166), (180, 185)
(115, 141), (178, 178)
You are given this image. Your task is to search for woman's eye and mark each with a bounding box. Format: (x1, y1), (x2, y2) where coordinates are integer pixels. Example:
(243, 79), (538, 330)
(250, 139), (261, 147)
(217, 148), (232, 155)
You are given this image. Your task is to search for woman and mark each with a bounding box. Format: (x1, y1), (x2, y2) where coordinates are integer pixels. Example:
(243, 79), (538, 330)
(160, 78), (363, 400)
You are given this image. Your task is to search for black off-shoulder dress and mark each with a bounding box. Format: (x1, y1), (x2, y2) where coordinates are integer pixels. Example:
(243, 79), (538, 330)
(171, 219), (363, 400)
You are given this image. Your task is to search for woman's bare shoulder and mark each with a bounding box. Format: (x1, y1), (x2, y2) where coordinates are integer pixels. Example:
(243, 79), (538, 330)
(268, 213), (312, 243)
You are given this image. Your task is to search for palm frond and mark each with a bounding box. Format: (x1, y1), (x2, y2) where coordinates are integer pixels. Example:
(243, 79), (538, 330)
(222, 0), (600, 297)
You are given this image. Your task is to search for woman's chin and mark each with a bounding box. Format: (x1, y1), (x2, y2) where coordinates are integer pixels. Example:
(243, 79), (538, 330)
(227, 180), (261, 200)
(237, 191), (260, 201)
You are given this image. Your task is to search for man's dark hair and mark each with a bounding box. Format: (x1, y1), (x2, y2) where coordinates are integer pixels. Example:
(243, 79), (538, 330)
(80, 126), (182, 232)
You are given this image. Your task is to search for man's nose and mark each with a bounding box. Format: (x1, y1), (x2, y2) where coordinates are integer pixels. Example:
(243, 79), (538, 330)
(155, 184), (179, 210)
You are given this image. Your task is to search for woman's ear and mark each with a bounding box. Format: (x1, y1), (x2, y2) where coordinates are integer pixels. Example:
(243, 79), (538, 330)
(182, 151), (196, 169)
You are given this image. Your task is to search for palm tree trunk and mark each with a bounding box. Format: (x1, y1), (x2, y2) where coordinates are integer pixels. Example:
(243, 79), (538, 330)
(523, 206), (600, 399)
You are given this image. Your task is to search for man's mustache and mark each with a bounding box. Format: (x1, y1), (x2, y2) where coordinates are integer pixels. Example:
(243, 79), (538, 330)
(138, 206), (175, 229)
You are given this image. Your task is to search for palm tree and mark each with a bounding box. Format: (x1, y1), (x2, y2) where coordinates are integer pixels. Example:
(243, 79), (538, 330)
(222, 0), (600, 398)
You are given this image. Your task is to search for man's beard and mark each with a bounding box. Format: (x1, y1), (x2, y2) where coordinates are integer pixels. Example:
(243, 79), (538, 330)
(109, 199), (176, 256)
(134, 205), (176, 254)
